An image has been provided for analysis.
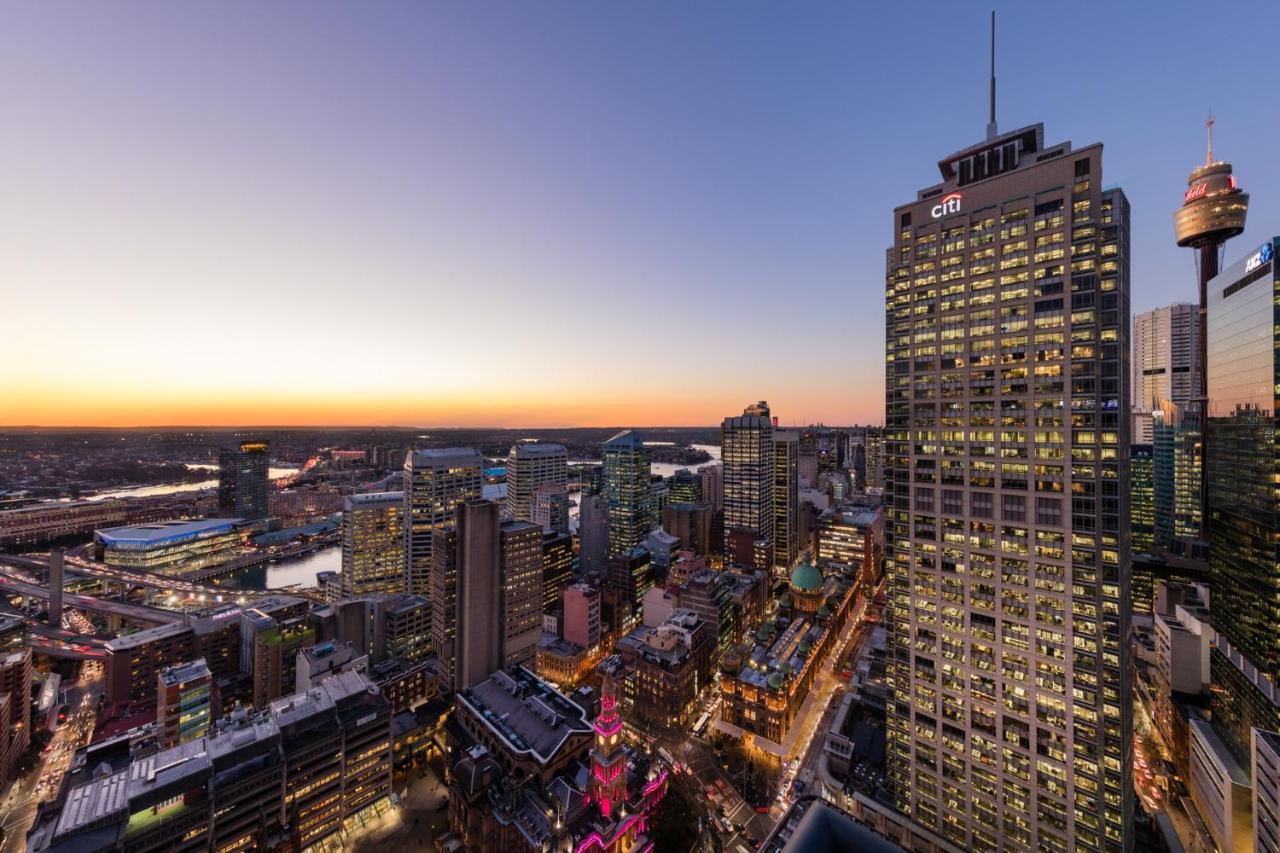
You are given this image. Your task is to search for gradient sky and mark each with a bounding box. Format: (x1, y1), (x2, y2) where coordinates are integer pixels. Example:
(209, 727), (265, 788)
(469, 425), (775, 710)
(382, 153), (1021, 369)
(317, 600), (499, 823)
(5, 1), (1280, 428)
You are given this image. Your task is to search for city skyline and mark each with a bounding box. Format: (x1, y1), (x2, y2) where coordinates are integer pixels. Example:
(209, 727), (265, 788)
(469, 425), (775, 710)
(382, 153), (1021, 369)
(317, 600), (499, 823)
(5, 2), (1280, 428)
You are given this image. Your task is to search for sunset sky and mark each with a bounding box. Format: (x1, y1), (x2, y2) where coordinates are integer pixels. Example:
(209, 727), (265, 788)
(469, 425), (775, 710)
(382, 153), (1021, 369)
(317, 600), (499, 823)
(5, 1), (1280, 428)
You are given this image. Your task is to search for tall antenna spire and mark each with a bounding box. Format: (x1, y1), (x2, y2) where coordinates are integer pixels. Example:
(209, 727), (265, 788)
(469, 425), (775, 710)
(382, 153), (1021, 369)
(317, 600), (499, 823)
(1206, 114), (1215, 166)
(986, 10), (997, 140)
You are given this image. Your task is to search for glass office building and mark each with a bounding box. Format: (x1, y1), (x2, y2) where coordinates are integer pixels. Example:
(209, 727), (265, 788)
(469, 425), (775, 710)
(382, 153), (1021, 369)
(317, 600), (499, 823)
(1206, 238), (1280, 761)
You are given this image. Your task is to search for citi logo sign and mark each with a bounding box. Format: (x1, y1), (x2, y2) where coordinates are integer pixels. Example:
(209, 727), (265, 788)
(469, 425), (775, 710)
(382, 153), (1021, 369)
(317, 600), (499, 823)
(931, 192), (962, 219)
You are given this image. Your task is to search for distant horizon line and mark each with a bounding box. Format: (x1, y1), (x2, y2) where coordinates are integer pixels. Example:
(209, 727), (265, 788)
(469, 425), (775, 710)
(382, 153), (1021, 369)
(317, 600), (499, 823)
(0, 421), (884, 432)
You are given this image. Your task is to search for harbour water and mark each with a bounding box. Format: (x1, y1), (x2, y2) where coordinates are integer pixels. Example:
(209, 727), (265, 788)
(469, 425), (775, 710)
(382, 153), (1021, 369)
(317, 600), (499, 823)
(87, 464), (299, 501)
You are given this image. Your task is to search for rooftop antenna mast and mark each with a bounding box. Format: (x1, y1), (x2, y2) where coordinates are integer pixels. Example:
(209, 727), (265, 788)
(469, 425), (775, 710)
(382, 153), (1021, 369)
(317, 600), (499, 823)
(1206, 114), (1215, 166)
(986, 11), (998, 140)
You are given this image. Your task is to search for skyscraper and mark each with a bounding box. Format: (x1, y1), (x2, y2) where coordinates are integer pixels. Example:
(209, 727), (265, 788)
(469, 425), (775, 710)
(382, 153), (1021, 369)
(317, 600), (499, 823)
(1131, 444), (1154, 555)
(1151, 399), (1204, 556)
(404, 447), (483, 597)
(217, 439), (270, 523)
(864, 427), (886, 491)
(722, 402), (773, 569)
(578, 493), (608, 577)
(541, 530), (574, 614)
(499, 519), (544, 672)
(669, 469), (703, 504)
(602, 430), (651, 559)
(773, 429), (800, 568)
(505, 443), (568, 523)
(1205, 237), (1280, 760)
(531, 483), (570, 534)
(433, 500), (544, 690)
(884, 121), (1131, 850)
(1132, 303), (1199, 443)
(341, 491), (405, 596)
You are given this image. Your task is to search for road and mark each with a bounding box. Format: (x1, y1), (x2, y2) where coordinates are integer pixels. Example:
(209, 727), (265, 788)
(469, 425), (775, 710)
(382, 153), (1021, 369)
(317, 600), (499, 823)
(0, 569), (182, 624)
(638, 580), (885, 853)
(1, 659), (104, 853)
(777, 579), (883, 806)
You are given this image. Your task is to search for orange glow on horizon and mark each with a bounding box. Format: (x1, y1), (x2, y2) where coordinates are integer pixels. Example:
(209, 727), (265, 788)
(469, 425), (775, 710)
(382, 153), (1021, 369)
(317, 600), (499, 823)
(1, 383), (884, 429)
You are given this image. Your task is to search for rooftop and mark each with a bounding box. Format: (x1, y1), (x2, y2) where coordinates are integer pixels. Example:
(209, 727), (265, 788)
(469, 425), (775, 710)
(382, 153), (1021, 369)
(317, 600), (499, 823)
(407, 447), (484, 468)
(761, 796), (902, 853)
(105, 622), (191, 652)
(95, 518), (240, 548)
(343, 491), (403, 509)
(510, 443), (567, 458)
(603, 429), (645, 450)
(457, 666), (592, 766)
(157, 658), (210, 687)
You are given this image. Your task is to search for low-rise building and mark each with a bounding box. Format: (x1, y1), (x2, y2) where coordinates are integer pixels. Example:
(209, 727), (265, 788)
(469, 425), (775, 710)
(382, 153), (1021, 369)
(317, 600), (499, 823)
(1255, 729), (1280, 853)
(536, 635), (596, 688)
(157, 658), (212, 746)
(1153, 582), (1211, 754)
(0, 499), (127, 548)
(369, 656), (440, 712)
(106, 622), (196, 710)
(448, 667), (667, 852)
(718, 561), (857, 758)
(94, 518), (243, 576)
(28, 671), (391, 853)
(1189, 716), (1252, 853)
(296, 639), (368, 692)
(312, 592), (432, 664)
(615, 610), (713, 730)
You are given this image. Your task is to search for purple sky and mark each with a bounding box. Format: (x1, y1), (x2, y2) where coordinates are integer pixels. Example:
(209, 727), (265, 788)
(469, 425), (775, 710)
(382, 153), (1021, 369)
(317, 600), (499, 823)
(4, 1), (1279, 426)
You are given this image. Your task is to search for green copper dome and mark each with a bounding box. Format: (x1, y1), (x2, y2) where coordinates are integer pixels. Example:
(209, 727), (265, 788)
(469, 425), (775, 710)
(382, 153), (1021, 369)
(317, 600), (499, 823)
(767, 672), (785, 691)
(790, 561), (823, 592)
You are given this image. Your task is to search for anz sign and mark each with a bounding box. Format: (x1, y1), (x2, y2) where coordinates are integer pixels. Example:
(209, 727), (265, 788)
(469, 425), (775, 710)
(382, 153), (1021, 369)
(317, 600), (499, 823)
(931, 192), (962, 219)
(1245, 242), (1274, 274)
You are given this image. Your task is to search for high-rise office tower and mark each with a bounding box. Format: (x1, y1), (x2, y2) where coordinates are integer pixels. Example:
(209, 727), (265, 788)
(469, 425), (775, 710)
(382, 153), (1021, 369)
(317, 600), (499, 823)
(432, 499), (493, 690)
(722, 402), (774, 569)
(1131, 444), (1154, 555)
(1132, 303), (1200, 443)
(432, 500), (543, 690)
(649, 476), (669, 532)
(1151, 399), (1204, 556)
(602, 430), (651, 559)
(772, 430), (800, 568)
(499, 520), (544, 671)
(697, 464), (723, 513)
(669, 469), (703, 504)
(505, 443), (568, 523)
(578, 493), (608, 577)
(404, 448), (483, 597)
(864, 428), (886, 491)
(341, 491), (405, 596)
(884, 119), (1132, 851)
(541, 531), (574, 614)
(218, 439), (270, 523)
(531, 483), (570, 534)
(1205, 238), (1280, 760)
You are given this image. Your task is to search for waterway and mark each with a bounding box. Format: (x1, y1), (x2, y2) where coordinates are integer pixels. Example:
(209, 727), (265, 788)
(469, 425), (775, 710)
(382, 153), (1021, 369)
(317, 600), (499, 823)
(86, 464), (299, 501)
(206, 547), (340, 592)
